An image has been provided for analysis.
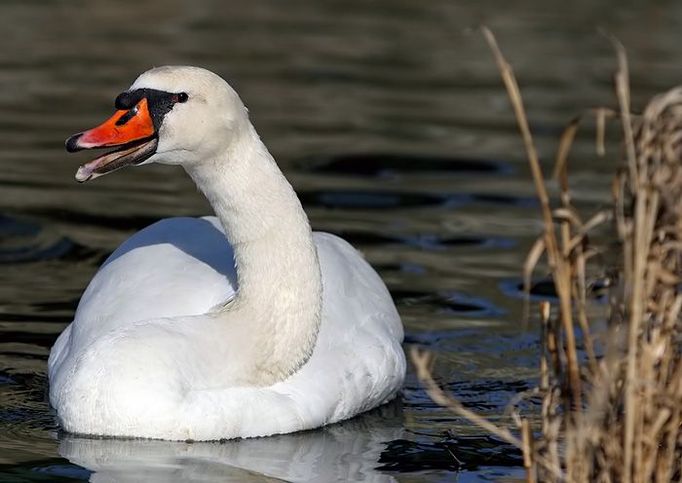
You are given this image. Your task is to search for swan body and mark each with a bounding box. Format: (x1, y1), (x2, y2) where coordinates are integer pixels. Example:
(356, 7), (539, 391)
(48, 66), (405, 440)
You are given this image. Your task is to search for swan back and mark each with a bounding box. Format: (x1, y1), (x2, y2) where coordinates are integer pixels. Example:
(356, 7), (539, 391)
(68, 217), (237, 349)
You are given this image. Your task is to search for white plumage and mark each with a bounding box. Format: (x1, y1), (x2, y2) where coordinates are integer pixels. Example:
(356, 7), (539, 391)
(48, 66), (405, 440)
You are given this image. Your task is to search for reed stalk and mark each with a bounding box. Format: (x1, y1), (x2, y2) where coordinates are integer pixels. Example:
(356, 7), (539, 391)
(411, 29), (682, 482)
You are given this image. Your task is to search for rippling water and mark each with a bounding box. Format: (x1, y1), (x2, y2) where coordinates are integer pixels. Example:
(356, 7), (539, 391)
(1, 1), (680, 481)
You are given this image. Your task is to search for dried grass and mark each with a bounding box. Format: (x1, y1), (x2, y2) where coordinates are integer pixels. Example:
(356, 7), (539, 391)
(411, 28), (682, 482)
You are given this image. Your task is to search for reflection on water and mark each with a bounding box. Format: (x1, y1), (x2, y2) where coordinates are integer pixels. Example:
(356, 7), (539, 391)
(59, 405), (403, 483)
(1, 0), (680, 481)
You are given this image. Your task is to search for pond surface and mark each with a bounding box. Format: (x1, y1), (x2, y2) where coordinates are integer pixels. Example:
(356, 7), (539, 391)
(1, 1), (681, 481)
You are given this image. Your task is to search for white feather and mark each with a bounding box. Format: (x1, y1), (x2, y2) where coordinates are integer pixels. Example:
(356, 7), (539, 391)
(48, 66), (405, 440)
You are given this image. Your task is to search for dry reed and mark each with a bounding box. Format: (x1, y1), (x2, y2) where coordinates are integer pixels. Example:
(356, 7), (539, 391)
(411, 29), (682, 482)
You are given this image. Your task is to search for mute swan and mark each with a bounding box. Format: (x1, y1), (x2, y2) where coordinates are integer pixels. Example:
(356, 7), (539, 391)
(48, 66), (405, 440)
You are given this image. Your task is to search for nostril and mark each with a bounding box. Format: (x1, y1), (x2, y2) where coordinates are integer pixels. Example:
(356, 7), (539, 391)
(115, 106), (138, 127)
(65, 133), (84, 153)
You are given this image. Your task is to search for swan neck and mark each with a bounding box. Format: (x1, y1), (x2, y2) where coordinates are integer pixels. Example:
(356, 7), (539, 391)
(184, 124), (322, 384)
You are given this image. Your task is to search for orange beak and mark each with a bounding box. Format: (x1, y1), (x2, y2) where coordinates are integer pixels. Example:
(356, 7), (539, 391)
(66, 98), (159, 182)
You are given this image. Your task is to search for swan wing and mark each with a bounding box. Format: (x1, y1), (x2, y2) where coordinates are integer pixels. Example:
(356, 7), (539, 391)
(49, 216), (237, 370)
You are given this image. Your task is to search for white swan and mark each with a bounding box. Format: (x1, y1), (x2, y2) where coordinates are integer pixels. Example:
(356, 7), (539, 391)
(48, 66), (405, 440)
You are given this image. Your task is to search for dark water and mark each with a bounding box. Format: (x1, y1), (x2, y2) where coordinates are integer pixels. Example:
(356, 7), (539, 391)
(1, 1), (681, 481)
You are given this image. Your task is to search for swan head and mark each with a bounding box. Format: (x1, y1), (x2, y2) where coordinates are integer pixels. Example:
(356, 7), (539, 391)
(66, 66), (249, 182)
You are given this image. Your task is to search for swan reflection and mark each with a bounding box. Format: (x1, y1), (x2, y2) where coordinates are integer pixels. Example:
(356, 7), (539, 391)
(59, 403), (403, 482)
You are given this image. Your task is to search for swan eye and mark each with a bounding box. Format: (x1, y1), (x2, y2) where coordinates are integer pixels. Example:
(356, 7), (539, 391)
(176, 92), (189, 103)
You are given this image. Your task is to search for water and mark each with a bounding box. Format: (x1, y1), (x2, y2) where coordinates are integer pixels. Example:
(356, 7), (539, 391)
(1, 1), (680, 481)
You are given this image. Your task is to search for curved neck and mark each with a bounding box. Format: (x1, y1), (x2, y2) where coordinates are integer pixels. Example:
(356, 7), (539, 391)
(184, 123), (322, 385)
